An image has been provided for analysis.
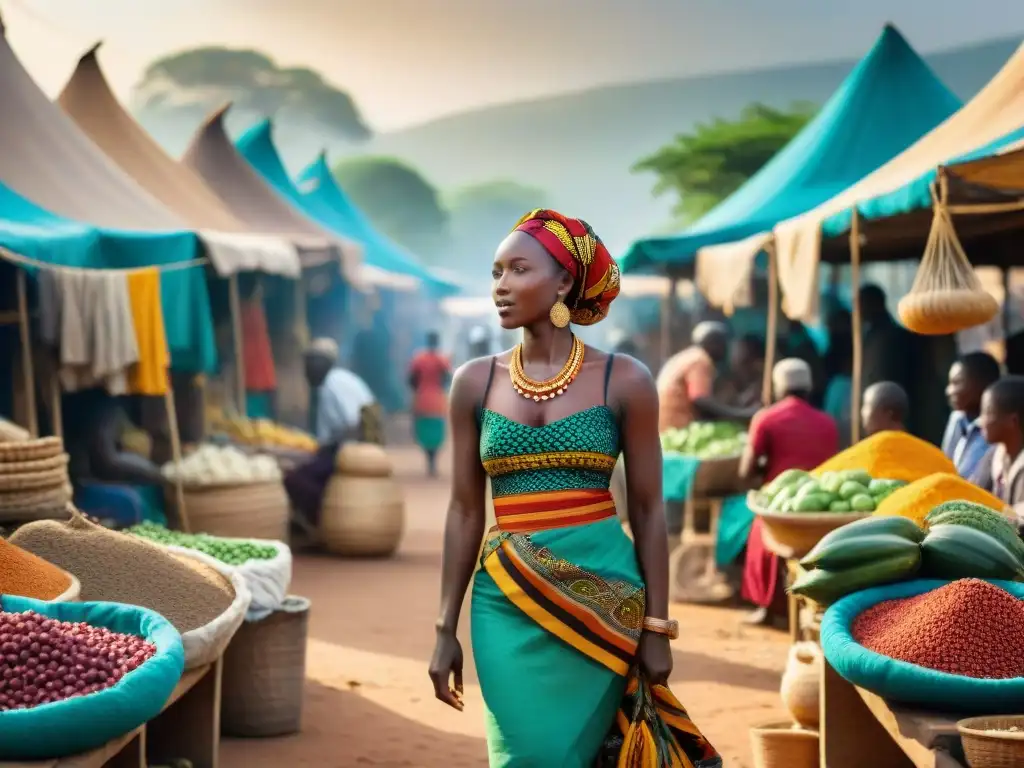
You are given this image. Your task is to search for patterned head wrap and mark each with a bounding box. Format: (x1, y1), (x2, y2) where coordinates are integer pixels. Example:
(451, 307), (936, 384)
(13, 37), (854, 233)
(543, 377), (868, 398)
(513, 209), (621, 326)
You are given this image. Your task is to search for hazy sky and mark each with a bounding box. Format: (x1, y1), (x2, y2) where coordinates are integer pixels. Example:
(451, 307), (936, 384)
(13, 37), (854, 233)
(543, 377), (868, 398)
(4, 0), (1024, 131)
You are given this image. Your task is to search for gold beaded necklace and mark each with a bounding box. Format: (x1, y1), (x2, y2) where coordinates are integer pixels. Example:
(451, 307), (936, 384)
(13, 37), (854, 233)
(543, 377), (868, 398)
(509, 335), (585, 401)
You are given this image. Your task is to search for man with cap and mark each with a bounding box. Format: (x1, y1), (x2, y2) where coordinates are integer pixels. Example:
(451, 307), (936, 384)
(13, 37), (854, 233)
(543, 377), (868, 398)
(739, 358), (840, 626)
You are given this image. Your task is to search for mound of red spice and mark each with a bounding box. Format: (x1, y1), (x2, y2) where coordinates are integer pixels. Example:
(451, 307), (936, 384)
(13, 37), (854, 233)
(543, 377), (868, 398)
(851, 579), (1024, 679)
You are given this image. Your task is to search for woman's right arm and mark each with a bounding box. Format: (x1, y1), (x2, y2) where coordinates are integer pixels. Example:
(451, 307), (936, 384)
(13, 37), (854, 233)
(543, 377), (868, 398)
(429, 360), (489, 709)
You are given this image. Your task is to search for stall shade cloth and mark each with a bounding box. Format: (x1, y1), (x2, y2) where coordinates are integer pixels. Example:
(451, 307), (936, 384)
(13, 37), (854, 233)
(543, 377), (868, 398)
(180, 104), (364, 286)
(57, 44), (301, 279)
(296, 151), (461, 297)
(715, 37), (1024, 321)
(641, 24), (962, 311)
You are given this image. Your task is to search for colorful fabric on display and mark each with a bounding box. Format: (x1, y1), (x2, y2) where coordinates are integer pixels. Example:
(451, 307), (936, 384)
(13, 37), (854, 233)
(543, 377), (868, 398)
(514, 209), (620, 326)
(716, 495), (754, 568)
(242, 299), (277, 391)
(126, 268), (169, 396)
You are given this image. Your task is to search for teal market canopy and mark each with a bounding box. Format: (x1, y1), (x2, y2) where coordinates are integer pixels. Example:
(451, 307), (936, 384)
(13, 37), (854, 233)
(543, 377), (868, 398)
(295, 152), (461, 298)
(620, 24), (961, 276)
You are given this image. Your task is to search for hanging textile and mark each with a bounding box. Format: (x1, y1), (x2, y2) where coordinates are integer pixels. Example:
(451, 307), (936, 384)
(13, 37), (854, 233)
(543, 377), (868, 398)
(126, 268), (170, 396)
(242, 297), (277, 392)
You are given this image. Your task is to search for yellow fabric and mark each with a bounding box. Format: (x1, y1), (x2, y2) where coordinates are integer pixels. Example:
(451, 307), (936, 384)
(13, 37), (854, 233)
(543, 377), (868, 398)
(126, 268), (170, 396)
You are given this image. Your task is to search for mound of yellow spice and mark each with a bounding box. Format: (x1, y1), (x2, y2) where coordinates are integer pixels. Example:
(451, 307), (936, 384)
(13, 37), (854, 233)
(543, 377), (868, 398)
(812, 430), (955, 484)
(873, 472), (1007, 526)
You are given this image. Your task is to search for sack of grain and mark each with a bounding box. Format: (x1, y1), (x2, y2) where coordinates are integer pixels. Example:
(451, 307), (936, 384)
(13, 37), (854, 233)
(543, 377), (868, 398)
(11, 511), (240, 669)
(0, 593), (184, 760)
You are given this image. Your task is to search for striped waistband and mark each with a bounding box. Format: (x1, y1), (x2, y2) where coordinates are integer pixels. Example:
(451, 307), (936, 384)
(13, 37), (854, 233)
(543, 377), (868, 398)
(493, 488), (616, 533)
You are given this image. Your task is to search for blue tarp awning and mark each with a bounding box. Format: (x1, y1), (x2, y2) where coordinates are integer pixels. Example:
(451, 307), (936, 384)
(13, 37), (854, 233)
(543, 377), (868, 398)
(621, 24), (962, 273)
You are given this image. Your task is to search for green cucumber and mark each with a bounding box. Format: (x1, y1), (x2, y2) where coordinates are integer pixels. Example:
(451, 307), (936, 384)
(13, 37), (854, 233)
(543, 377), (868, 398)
(921, 524), (1024, 581)
(803, 516), (925, 565)
(924, 502), (1024, 561)
(790, 549), (921, 605)
(800, 534), (920, 570)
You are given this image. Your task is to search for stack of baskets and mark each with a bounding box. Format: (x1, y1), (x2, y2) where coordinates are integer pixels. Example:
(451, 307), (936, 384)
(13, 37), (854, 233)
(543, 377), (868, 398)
(0, 437), (72, 524)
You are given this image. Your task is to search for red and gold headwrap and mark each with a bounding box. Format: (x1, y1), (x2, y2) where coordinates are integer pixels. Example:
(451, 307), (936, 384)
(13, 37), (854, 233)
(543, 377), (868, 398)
(513, 209), (621, 326)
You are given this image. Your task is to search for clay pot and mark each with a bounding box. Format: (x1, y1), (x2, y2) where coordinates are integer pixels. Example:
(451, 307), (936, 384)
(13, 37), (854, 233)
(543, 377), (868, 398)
(780, 642), (821, 729)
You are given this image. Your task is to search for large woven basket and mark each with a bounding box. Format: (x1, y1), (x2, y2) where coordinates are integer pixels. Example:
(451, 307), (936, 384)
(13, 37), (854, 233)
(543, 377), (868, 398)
(958, 715), (1024, 767)
(0, 483), (72, 524)
(221, 595), (310, 737)
(749, 722), (819, 768)
(320, 474), (405, 558)
(747, 492), (870, 559)
(0, 437), (63, 462)
(172, 480), (289, 542)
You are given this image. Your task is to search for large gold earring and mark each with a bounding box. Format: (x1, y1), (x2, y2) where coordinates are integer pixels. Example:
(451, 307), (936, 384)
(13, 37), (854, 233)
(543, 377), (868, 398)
(549, 298), (571, 329)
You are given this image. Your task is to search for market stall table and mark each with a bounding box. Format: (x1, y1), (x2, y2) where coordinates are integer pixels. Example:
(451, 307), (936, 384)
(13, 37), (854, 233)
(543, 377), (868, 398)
(820, 658), (967, 768)
(0, 659), (222, 768)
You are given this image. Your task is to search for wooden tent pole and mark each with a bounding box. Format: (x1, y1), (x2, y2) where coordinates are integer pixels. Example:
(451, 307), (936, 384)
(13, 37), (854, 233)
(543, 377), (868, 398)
(850, 210), (864, 444)
(228, 274), (247, 418)
(762, 245), (779, 406)
(162, 372), (191, 533)
(660, 276), (677, 368)
(16, 270), (38, 437)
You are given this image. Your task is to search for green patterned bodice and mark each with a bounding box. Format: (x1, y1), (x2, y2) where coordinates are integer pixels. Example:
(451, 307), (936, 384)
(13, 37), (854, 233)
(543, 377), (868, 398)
(479, 406), (620, 497)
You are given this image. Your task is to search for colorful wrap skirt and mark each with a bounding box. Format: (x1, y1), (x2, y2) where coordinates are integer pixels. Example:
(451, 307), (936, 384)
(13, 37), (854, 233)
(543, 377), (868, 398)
(471, 488), (721, 767)
(413, 415), (447, 453)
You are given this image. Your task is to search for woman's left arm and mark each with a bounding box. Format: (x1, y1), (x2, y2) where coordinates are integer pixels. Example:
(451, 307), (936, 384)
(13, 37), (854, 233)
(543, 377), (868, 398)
(615, 358), (673, 682)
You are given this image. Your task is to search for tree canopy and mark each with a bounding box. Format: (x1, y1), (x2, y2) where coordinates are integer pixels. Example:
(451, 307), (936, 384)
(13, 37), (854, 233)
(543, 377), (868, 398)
(633, 102), (816, 226)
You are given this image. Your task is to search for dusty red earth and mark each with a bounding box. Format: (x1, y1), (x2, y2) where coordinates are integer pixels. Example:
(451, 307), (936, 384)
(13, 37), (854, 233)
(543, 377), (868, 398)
(221, 445), (790, 767)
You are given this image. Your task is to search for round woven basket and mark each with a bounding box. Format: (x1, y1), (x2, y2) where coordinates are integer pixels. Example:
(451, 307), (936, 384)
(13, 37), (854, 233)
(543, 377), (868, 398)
(320, 474), (405, 558)
(221, 595), (310, 738)
(0, 484), (72, 523)
(958, 715), (1024, 767)
(0, 464), (69, 493)
(0, 453), (69, 476)
(747, 492), (870, 559)
(0, 437), (63, 463)
(173, 480), (289, 542)
(335, 442), (393, 478)
(898, 289), (999, 336)
(749, 722), (819, 768)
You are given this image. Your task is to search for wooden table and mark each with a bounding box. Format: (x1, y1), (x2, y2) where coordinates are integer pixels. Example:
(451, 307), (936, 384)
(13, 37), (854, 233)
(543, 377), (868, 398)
(820, 658), (967, 768)
(2, 659), (223, 768)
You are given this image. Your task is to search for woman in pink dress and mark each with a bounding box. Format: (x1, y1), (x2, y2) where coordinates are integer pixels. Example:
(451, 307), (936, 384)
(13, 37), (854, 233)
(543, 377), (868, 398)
(408, 331), (452, 476)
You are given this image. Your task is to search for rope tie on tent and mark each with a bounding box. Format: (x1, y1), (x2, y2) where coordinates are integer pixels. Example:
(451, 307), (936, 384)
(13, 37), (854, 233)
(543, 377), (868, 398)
(0, 247), (209, 274)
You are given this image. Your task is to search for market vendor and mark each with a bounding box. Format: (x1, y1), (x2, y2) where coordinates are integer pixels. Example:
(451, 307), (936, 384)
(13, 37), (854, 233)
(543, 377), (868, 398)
(861, 381), (909, 437)
(969, 376), (1024, 523)
(718, 334), (765, 410)
(657, 321), (757, 432)
(739, 358), (839, 626)
(408, 331), (451, 477)
(942, 352), (1000, 478)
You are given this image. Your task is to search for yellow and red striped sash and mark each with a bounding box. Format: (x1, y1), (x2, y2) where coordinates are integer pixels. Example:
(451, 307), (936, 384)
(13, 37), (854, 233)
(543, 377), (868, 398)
(493, 488), (617, 533)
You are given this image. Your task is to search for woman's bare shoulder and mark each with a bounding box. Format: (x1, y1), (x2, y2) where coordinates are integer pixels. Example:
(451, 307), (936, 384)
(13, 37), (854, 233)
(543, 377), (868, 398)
(450, 356), (497, 410)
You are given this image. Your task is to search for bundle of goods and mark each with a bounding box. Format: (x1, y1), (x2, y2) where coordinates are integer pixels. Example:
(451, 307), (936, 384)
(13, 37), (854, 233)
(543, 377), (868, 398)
(822, 578), (1024, 712)
(794, 501), (1024, 604)
(873, 472), (1008, 526)
(0, 437), (73, 522)
(11, 512), (250, 668)
(660, 421), (746, 459)
(0, 594), (184, 759)
(322, 442), (404, 557)
(811, 430), (955, 484)
(758, 468), (906, 514)
(162, 444), (289, 541)
(0, 538), (80, 602)
(210, 410), (317, 453)
(128, 522), (291, 621)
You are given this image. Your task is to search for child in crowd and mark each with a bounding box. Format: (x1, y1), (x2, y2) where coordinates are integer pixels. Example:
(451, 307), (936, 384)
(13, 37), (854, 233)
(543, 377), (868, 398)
(861, 381), (909, 437)
(973, 376), (1024, 526)
(943, 352), (1001, 478)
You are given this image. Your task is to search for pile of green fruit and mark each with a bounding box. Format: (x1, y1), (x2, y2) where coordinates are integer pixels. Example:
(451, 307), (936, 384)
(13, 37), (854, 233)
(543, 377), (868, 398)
(761, 468), (906, 514)
(127, 521), (278, 566)
(660, 421), (745, 459)
(790, 501), (1024, 604)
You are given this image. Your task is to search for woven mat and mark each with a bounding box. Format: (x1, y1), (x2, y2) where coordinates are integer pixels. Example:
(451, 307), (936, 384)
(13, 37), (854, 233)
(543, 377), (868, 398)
(0, 437), (63, 463)
(0, 482), (72, 510)
(0, 453), (69, 476)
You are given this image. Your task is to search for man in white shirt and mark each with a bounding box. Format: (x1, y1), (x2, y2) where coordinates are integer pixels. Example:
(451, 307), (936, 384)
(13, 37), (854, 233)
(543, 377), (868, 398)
(304, 337), (377, 445)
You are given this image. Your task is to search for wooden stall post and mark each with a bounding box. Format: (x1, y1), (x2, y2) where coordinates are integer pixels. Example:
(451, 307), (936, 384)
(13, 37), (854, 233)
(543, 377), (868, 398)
(850, 209), (864, 444)
(163, 374), (191, 534)
(660, 275), (679, 368)
(762, 243), (779, 406)
(228, 274), (247, 419)
(15, 269), (38, 437)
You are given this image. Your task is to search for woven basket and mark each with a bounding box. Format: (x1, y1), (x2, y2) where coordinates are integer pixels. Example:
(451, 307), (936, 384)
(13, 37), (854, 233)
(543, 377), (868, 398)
(335, 442), (393, 478)
(320, 474), (405, 557)
(0, 437), (63, 462)
(748, 492), (870, 559)
(958, 715), (1024, 767)
(0, 454), (68, 476)
(0, 484), (72, 523)
(221, 595), (310, 737)
(750, 722), (819, 768)
(172, 480), (289, 542)
(0, 465), (70, 493)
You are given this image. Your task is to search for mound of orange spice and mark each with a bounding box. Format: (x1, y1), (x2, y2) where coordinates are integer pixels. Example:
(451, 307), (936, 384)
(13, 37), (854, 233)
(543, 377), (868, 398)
(0, 537), (71, 600)
(852, 579), (1024, 679)
(813, 430), (954, 483)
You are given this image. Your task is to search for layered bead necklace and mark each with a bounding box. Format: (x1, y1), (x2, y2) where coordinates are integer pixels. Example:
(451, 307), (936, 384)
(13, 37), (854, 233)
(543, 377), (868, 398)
(509, 335), (585, 401)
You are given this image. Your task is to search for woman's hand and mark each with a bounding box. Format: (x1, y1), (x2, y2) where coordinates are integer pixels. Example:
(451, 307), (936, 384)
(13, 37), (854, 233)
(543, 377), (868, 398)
(428, 628), (465, 711)
(638, 631), (673, 685)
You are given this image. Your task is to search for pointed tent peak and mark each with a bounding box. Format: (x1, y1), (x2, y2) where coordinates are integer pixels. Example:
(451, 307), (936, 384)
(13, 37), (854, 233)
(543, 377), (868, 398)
(0, 8), (5, 37)
(204, 102), (233, 128)
(79, 41), (103, 65)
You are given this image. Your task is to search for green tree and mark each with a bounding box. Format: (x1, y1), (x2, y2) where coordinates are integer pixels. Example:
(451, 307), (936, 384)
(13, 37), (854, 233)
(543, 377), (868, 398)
(333, 156), (449, 262)
(633, 102), (817, 226)
(133, 47), (370, 142)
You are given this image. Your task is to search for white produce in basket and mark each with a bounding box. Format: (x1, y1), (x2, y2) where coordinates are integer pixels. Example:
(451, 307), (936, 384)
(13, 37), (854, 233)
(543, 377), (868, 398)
(162, 538), (292, 622)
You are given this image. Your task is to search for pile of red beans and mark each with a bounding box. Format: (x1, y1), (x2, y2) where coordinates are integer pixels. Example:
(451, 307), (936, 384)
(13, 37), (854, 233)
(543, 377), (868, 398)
(0, 610), (156, 711)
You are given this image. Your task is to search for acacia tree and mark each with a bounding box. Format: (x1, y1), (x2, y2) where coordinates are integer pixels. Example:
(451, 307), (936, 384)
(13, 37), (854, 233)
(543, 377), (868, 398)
(633, 102), (816, 226)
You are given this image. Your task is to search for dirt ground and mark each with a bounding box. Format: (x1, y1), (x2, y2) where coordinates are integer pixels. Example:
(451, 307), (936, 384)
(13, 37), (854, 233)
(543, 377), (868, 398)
(221, 445), (790, 767)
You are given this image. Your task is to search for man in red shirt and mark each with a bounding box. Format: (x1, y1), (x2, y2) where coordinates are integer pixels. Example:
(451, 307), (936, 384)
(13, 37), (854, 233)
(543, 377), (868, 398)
(739, 358), (839, 626)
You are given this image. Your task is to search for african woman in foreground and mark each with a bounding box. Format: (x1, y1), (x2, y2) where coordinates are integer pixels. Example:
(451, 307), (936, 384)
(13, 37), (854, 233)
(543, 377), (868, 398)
(428, 210), (721, 767)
